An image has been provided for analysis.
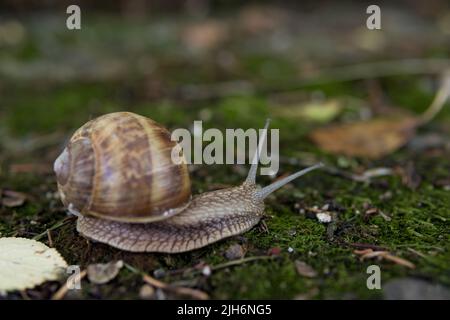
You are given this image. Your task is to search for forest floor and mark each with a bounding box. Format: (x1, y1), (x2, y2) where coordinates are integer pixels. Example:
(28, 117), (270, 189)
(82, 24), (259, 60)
(0, 3), (449, 299)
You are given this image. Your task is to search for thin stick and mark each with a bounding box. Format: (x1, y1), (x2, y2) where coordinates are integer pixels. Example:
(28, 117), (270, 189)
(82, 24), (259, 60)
(419, 71), (450, 124)
(46, 229), (53, 247)
(348, 242), (388, 251)
(142, 274), (209, 300)
(166, 255), (276, 277)
(209, 256), (275, 272)
(32, 216), (74, 241)
(124, 263), (209, 300)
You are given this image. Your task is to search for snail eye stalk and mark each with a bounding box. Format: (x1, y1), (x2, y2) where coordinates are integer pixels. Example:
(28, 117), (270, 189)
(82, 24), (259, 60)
(245, 118), (271, 185)
(256, 163), (324, 200)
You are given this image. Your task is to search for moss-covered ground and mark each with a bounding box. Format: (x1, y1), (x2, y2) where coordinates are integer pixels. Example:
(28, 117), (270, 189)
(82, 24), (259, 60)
(0, 4), (449, 299)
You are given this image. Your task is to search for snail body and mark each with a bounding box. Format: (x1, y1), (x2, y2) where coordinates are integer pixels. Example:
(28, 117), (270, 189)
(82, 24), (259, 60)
(55, 112), (322, 253)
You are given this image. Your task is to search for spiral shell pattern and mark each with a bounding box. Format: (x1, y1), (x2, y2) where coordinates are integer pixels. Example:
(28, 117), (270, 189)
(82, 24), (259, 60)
(54, 112), (191, 223)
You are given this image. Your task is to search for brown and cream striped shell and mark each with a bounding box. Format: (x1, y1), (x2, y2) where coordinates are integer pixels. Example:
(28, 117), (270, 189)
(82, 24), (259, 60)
(54, 112), (191, 223)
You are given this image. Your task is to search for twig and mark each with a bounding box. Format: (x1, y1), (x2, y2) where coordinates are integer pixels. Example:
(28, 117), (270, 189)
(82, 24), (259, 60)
(142, 274), (209, 300)
(47, 229), (53, 247)
(211, 256), (275, 272)
(124, 263), (209, 300)
(162, 255), (276, 278)
(354, 249), (415, 269)
(348, 242), (387, 251)
(419, 71), (450, 124)
(407, 247), (427, 259)
(393, 244), (444, 251)
(51, 270), (87, 300)
(32, 216), (74, 241)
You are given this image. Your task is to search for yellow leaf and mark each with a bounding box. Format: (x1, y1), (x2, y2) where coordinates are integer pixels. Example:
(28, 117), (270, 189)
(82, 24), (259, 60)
(274, 99), (343, 123)
(0, 237), (68, 294)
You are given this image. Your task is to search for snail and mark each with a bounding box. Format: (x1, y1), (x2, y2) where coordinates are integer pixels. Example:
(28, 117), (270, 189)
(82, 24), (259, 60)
(54, 112), (323, 253)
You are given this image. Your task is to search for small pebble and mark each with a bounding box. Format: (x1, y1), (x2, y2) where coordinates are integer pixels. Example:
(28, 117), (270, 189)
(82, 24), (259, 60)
(202, 265), (212, 277)
(224, 244), (245, 260)
(316, 212), (332, 223)
(139, 284), (155, 300)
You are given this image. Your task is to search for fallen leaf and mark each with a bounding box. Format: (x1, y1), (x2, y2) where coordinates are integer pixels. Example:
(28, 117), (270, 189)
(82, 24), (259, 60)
(87, 260), (123, 284)
(0, 237), (68, 294)
(310, 72), (450, 159)
(295, 260), (317, 278)
(310, 117), (418, 159)
(1, 190), (27, 207)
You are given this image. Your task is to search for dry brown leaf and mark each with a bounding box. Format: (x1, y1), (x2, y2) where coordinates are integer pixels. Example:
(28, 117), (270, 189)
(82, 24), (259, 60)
(1, 190), (27, 207)
(310, 117), (418, 159)
(87, 260), (123, 284)
(310, 72), (450, 159)
(294, 260), (318, 278)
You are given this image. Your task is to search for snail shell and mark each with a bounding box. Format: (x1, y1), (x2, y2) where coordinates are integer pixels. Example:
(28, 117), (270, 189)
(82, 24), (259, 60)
(54, 112), (191, 223)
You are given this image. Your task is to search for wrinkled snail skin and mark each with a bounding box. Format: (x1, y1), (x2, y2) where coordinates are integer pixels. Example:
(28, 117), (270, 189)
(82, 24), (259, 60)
(55, 112), (324, 253)
(76, 183), (264, 253)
